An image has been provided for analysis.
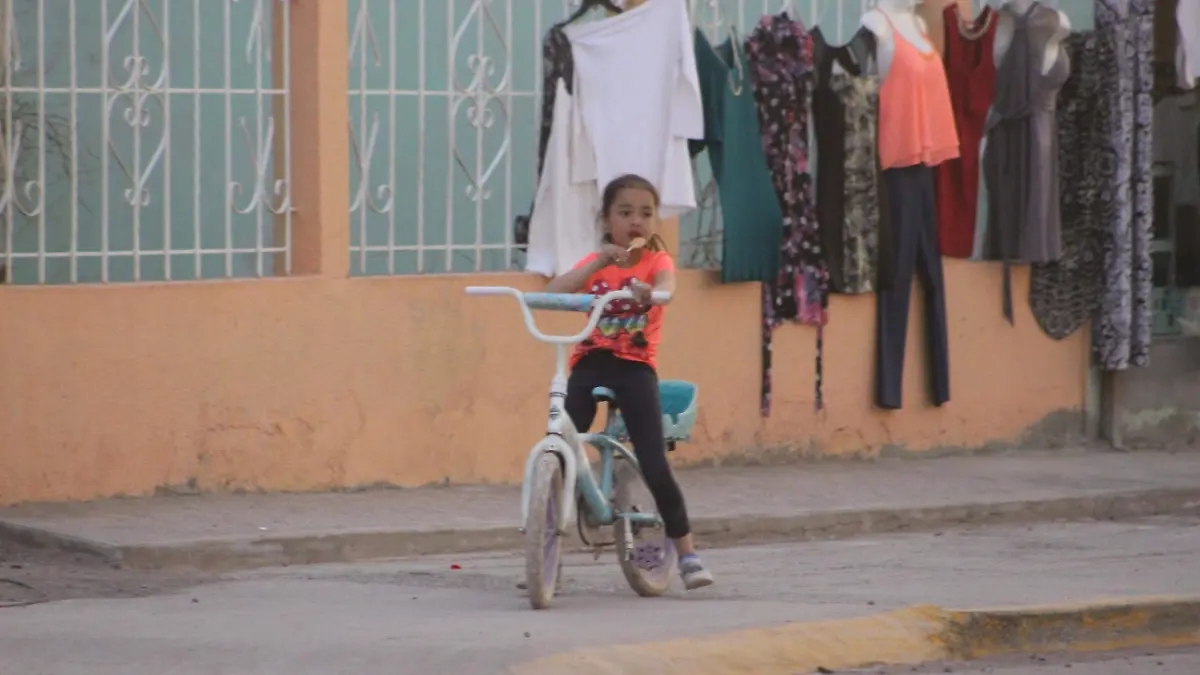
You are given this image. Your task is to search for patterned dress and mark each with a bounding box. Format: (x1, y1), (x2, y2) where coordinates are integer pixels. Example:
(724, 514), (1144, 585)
(1091, 0), (1154, 370)
(1029, 29), (1115, 340)
(811, 26), (890, 295)
(746, 14), (829, 415)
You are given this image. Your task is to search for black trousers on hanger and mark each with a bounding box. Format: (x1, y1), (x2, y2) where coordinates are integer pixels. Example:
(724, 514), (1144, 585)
(875, 165), (950, 409)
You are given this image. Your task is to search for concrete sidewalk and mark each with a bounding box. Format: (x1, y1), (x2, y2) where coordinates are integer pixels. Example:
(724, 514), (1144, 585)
(2, 449), (1198, 572)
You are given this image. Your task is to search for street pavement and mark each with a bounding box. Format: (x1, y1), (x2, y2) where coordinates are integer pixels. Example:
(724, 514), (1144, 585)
(1, 515), (1198, 674)
(3, 449), (1198, 572)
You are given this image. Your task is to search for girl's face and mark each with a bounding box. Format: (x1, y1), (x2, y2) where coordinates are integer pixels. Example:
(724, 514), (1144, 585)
(605, 187), (658, 248)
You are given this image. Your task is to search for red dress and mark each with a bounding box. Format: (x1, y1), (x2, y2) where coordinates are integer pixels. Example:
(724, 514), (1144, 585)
(934, 4), (996, 258)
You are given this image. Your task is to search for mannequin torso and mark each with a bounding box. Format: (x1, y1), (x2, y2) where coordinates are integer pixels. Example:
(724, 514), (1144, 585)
(860, 0), (934, 78)
(992, 0), (1070, 74)
(977, 0), (1070, 221)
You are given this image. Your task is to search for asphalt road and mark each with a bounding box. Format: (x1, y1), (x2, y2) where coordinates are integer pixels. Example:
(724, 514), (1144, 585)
(1, 516), (1199, 674)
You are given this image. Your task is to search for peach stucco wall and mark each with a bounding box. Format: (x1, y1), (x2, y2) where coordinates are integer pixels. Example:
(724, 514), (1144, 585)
(0, 263), (1086, 506)
(0, 1), (1088, 505)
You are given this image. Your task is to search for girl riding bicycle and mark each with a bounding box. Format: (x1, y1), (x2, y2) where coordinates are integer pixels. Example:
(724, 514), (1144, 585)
(545, 173), (715, 590)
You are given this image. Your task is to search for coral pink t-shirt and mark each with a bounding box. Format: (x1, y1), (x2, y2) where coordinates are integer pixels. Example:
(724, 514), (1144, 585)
(570, 250), (675, 371)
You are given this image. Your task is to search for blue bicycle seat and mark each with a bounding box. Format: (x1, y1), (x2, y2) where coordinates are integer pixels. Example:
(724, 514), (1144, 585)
(591, 381), (699, 443)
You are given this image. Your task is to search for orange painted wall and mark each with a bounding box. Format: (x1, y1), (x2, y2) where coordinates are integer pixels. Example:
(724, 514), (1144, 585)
(0, 261), (1086, 506)
(0, 1), (1088, 506)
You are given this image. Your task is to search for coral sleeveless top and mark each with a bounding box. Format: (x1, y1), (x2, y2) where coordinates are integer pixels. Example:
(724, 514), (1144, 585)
(876, 11), (960, 169)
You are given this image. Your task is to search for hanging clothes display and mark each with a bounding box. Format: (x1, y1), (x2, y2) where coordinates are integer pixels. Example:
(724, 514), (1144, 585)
(515, 24), (576, 251)
(868, 5), (958, 411)
(934, 3), (996, 258)
(1092, 0), (1154, 370)
(1029, 29), (1115, 340)
(745, 13), (829, 416)
(976, 1), (1070, 325)
(524, 78), (602, 277)
(564, 0), (702, 218)
(811, 26), (893, 295)
(689, 28), (785, 284)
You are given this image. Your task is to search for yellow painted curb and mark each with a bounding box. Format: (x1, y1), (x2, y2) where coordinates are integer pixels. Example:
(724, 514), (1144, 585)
(506, 596), (1200, 675)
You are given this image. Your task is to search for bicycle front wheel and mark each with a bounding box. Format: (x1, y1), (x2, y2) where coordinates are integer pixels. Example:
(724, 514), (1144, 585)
(613, 460), (675, 597)
(524, 453), (564, 610)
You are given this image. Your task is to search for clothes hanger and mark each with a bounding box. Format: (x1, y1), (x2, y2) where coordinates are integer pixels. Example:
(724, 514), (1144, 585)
(563, 0), (623, 25)
(727, 25), (747, 95)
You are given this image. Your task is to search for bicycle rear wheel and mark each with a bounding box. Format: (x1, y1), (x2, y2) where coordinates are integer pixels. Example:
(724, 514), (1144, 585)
(524, 453), (564, 609)
(613, 460), (675, 597)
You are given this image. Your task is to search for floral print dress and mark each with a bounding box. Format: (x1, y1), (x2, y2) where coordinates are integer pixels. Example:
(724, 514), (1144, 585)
(811, 25), (890, 296)
(1029, 29), (1114, 341)
(1091, 0), (1154, 369)
(746, 14), (830, 415)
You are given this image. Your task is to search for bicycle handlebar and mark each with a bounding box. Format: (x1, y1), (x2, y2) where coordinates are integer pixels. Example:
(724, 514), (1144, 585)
(464, 286), (672, 345)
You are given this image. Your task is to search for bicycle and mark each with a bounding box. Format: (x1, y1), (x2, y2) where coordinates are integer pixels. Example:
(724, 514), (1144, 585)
(464, 285), (700, 609)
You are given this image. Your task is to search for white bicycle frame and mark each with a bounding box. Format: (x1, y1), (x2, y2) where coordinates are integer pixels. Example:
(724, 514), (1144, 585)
(464, 285), (671, 535)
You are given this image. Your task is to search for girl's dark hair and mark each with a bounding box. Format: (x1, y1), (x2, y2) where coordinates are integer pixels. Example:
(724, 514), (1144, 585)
(600, 173), (669, 253)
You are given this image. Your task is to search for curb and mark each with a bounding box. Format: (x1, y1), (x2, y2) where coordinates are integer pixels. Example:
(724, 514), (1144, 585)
(0, 519), (121, 566)
(2, 487), (1199, 572)
(506, 596), (1200, 675)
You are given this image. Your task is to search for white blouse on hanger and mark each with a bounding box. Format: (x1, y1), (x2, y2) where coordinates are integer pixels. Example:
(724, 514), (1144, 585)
(564, 0), (703, 217)
(524, 78), (603, 277)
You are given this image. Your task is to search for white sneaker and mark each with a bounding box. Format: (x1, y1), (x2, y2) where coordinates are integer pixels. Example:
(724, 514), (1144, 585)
(679, 555), (714, 590)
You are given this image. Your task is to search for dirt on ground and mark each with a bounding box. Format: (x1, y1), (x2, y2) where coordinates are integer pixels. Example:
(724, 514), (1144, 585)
(858, 646), (1200, 673)
(0, 539), (216, 607)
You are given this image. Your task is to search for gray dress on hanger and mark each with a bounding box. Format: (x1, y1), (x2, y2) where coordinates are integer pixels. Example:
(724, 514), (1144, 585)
(977, 2), (1070, 264)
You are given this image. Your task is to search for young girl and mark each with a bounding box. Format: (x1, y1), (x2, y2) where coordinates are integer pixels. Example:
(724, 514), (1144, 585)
(545, 174), (715, 590)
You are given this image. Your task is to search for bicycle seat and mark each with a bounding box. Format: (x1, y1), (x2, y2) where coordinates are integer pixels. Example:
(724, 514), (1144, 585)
(592, 381), (699, 444)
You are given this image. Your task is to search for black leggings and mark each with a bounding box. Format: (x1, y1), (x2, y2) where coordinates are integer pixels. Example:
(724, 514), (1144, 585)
(565, 351), (691, 540)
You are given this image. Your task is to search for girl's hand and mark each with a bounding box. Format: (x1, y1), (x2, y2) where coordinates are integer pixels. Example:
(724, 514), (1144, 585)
(597, 243), (629, 267)
(630, 281), (653, 306)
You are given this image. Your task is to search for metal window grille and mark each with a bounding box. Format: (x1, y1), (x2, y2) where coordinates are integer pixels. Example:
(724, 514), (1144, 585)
(347, 0), (1098, 276)
(347, 0), (872, 276)
(0, 0), (292, 285)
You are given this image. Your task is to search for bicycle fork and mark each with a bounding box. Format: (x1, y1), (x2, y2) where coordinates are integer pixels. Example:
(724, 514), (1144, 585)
(621, 516), (635, 562)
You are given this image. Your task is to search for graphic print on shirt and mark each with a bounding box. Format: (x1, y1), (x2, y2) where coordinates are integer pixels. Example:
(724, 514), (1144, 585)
(570, 250), (672, 370)
(587, 276), (652, 350)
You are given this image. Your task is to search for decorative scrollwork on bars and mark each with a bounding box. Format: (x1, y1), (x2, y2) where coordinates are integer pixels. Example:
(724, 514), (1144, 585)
(0, 121), (43, 218)
(0, 1), (39, 220)
(104, 0), (169, 210)
(229, 0), (291, 216)
(348, 0), (391, 215)
(348, 113), (394, 214)
(241, 0), (272, 66)
(231, 116), (291, 214)
(450, 0), (510, 203)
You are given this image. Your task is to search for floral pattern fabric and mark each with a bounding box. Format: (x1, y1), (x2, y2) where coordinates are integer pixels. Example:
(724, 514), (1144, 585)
(746, 14), (829, 416)
(1029, 29), (1114, 340)
(829, 73), (884, 294)
(1092, 0), (1154, 369)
